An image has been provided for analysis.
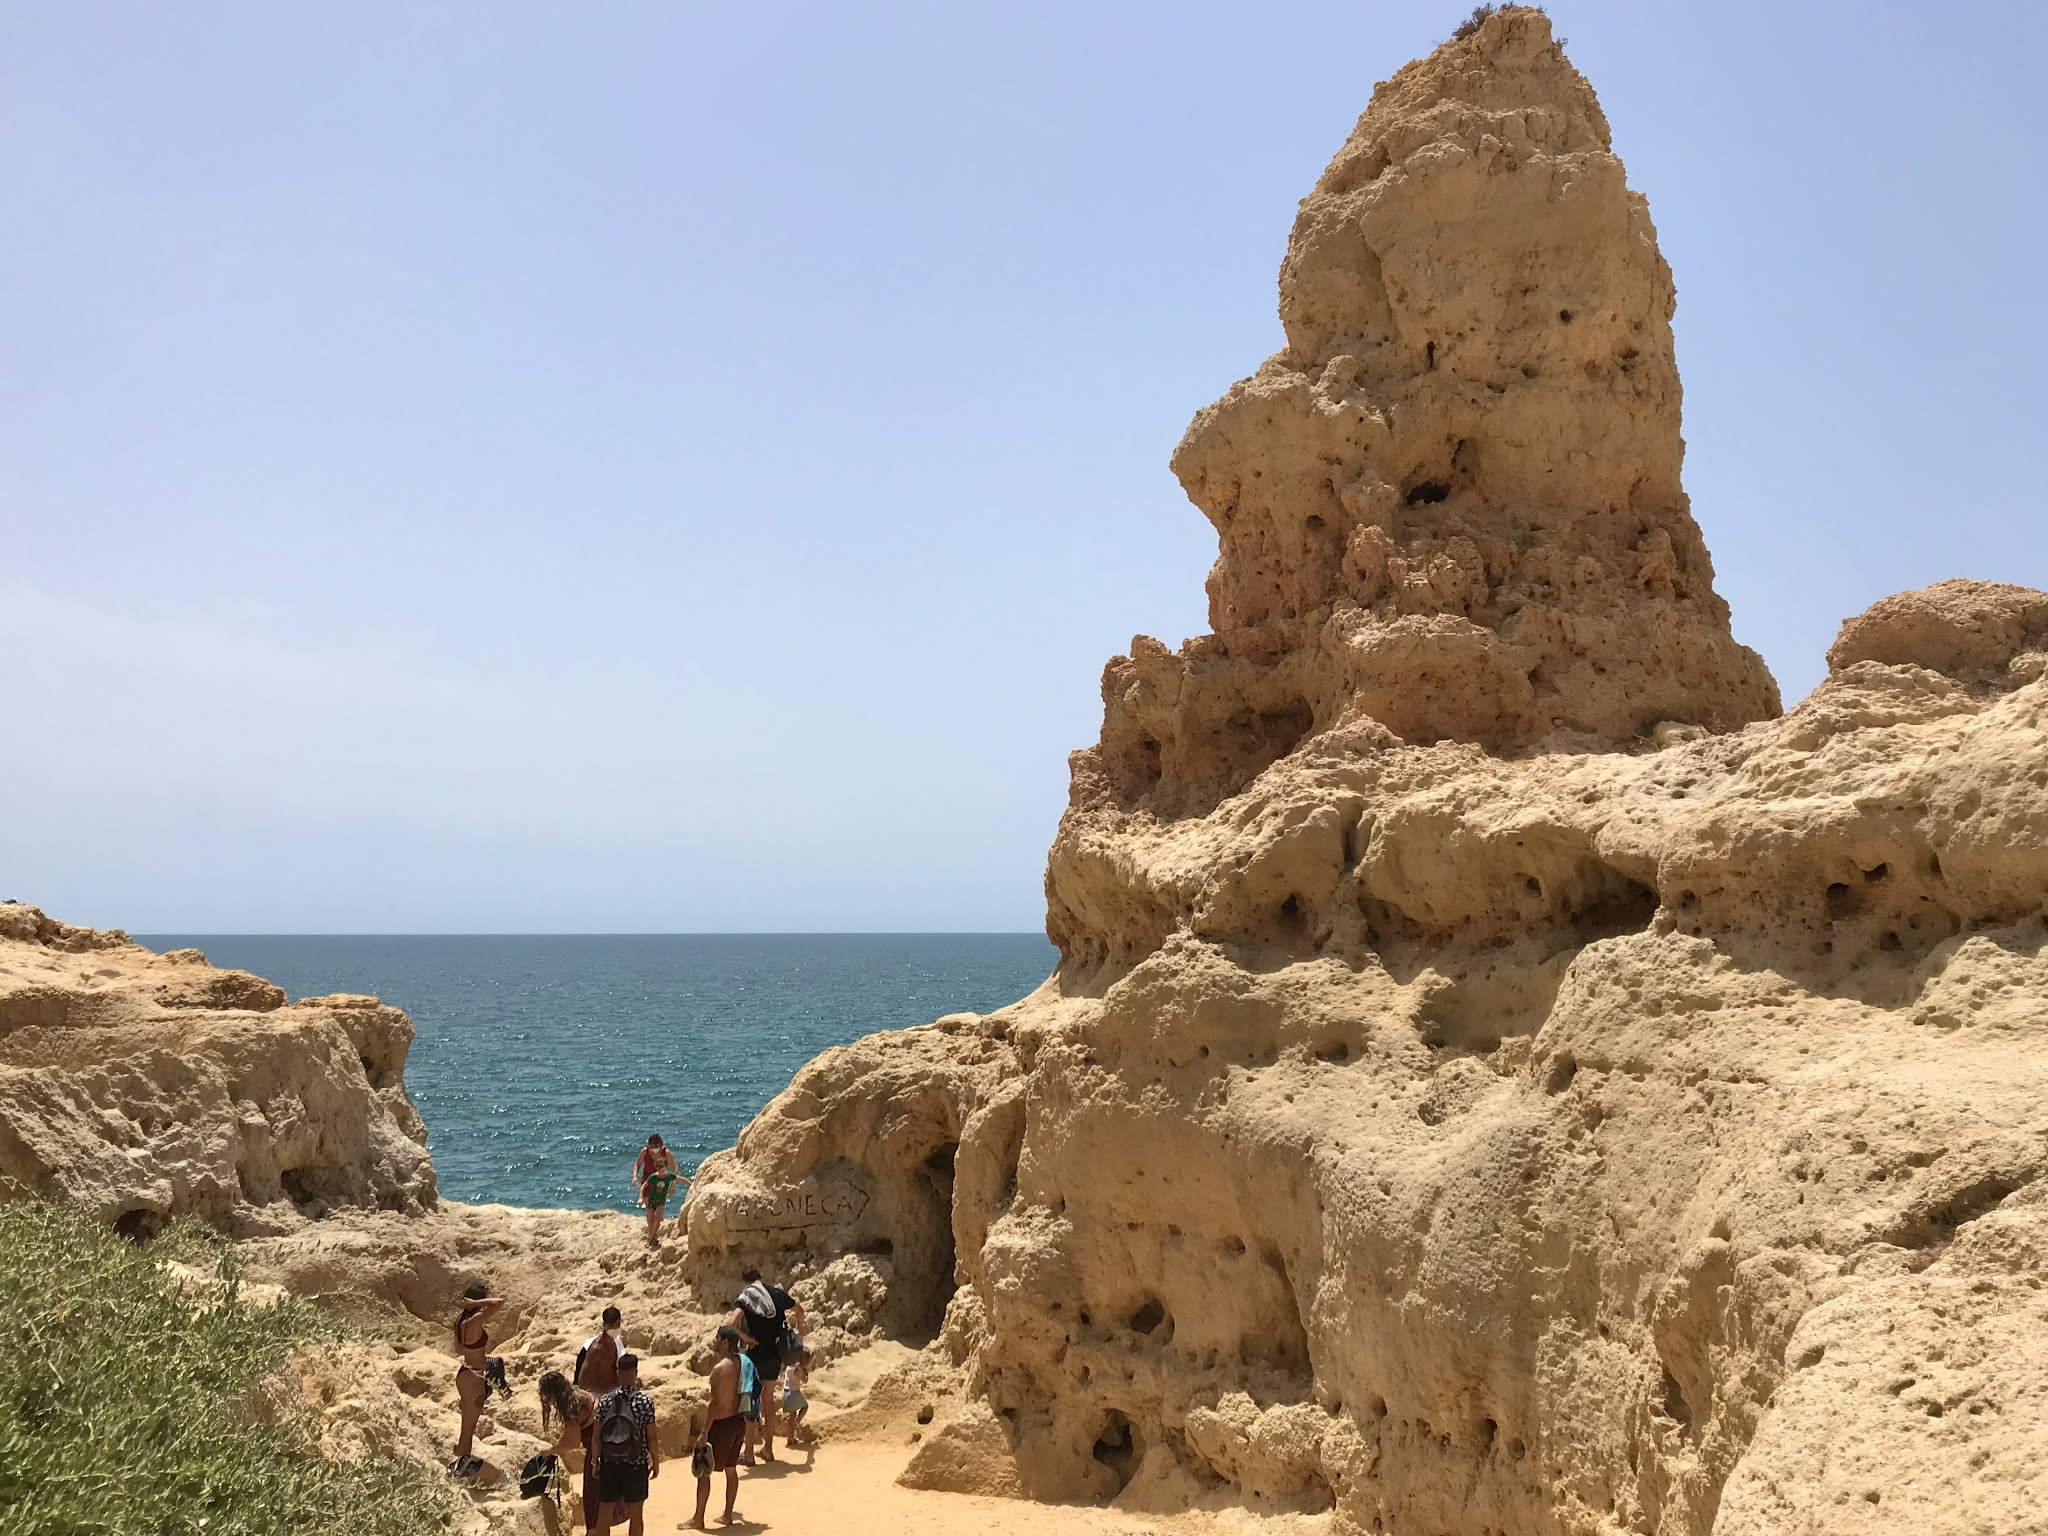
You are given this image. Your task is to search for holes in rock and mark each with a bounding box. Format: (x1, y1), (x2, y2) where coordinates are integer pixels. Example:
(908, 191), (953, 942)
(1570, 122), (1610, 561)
(279, 1167), (330, 1213)
(1128, 1297), (1171, 1340)
(857, 1236), (895, 1257)
(1558, 309), (1575, 324)
(1403, 481), (1450, 506)
(1305, 514), (1325, 531)
(1795, 1343), (1826, 1370)
(1217, 700), (1314, 792)
(1132, 738), (1163, 791)
(1425, 340), (1437, 369)
(1481, 1417), (1498, 1449)
(916, 1405), (935, 1425)
(1523, 876), (1543, 897)
(1545, 1055), (1579, 1095)
(1092, 1410), (1141, 1492)
(1825, 882), (1862, 920)
(1889, 1171), (2027, 1250)
(1658, 1368), (1693, 1435)
(1314, 1041), (1351, 1064)
(1864, 863), (1889, 883)
(1878, 931), (1903, 953)
(1277, 893), (1307, 938)
(914, 1141), (961, 1339)
(1220, 1235), (1246, 1257)
(1575, 870), (1658, 938)
(114, 1208), (166, 1242)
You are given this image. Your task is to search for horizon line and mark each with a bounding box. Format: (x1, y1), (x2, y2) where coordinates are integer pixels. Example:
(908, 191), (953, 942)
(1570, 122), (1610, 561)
(131, 929), (1055, 939)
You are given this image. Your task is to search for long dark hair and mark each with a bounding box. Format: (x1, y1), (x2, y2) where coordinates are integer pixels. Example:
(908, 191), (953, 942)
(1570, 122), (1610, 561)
(539, 1369), (583, 1432)
(455, 1280), (490, 1346)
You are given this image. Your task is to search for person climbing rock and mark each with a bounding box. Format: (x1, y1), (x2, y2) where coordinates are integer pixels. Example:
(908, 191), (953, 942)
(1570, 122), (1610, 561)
(631, 1134), (685, 1248)
(727, 1267), (806, 1464)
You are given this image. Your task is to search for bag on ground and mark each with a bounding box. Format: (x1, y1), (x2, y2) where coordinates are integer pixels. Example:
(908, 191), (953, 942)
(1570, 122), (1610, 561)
(518, 1453), (557, 1499)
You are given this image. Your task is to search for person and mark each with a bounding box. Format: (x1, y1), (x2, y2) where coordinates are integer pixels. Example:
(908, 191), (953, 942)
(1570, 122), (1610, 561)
(727, 1267), (806, 1464)
(590, 1352), (659, 1535)
(778, 1348), (812, 1446)
(689, 1326), (747, 1529)
(630, 1134), (687, 1248)
(533, 1369), (597, 1511)
(451, 1280), (505, 1477)
(573, 1306), (626, 1527)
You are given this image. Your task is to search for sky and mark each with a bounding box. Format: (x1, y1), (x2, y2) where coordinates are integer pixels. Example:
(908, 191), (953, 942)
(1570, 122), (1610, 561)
(3, 2), (2043, 934)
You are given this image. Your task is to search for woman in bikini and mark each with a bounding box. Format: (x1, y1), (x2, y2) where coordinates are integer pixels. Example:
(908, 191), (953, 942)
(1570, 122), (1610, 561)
(631, 1133), (688, 1249)
(452, 1280), (505, 1475)
(537, 1368), (598, 1520)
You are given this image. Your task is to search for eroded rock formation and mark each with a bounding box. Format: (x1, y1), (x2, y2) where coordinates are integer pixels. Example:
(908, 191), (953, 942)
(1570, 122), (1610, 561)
(684, 11), (2048, 1534)
(0, 902), (435, 1232)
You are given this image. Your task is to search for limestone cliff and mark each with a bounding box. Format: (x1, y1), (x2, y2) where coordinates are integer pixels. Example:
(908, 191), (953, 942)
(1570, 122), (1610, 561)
(684, 12), (2048, 1535)
(0, 903), (435, 1232)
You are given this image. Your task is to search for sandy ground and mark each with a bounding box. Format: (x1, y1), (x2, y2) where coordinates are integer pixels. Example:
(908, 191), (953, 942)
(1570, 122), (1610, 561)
(536, 1342), (1327, 1536)
(636, 1436), (1325, 1536)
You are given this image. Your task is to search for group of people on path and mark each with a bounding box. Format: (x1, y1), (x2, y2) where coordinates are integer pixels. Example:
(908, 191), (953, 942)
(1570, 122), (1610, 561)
(446, 1136), (692, 1479)
(449, 1231), (813, 1534)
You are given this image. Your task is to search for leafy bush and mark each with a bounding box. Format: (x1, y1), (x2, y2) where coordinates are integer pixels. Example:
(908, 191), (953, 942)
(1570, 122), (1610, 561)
(0, 1202), (453, 1536)
(1452, 3), (1546, 41)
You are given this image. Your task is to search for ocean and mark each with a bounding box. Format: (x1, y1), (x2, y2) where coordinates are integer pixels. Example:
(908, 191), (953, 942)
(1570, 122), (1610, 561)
(136, 934), (1056, 1213)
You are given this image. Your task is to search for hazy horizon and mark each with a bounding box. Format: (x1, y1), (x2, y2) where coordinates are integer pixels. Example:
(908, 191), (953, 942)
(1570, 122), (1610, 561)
(135, 928), (1048, 938)
(7, 2), (2044, 934)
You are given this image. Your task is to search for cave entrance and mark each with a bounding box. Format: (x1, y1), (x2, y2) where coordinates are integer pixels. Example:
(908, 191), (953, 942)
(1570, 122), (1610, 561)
(279, 1166), (330, 1216)
(915, 1141), (960, 1340)
(114, 1208), (167, 1243)
(1092, 1409), (1143, 1493)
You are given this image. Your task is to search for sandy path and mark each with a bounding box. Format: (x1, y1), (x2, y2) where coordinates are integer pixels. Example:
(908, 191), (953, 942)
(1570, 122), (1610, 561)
(634, 1434), (1323, 1536)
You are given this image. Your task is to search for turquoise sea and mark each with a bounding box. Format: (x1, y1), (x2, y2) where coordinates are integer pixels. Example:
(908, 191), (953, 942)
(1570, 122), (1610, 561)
(137, 934), (1056, 1213)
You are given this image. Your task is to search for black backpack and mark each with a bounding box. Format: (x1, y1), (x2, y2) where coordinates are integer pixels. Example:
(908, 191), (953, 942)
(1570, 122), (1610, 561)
(518, 1453), (557, 1499)
(599, 1392), (641, 1454)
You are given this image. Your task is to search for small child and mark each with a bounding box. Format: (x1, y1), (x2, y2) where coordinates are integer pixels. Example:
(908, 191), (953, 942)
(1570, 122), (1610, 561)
(779, 1349), (811, 1445)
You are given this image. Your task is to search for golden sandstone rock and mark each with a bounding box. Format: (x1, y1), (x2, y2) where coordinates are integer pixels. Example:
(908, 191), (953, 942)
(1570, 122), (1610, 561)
(0, 902), (434, 1232)
(7, 10), (2046, 1534)
(684, 11), (2048, 1533)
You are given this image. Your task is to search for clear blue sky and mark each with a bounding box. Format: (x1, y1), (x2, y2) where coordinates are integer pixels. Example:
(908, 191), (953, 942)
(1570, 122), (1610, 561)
(4, 2), (2042, 933)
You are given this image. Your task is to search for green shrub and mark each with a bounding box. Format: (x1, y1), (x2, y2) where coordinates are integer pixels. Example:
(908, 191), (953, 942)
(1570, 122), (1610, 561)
(1452, 4), (1546, 42)
(0, 1202), (454, 1536)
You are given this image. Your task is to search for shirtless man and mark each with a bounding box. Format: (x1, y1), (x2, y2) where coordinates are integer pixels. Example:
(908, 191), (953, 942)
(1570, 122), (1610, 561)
(689, 1326), (747, 1529)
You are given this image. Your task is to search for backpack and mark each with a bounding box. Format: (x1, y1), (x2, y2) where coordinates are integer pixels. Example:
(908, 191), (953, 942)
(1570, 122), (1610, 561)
(599, 1392), (641, 1454)
(737, 1355), (758, 1419)
(737, 1284), (787, 1353)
